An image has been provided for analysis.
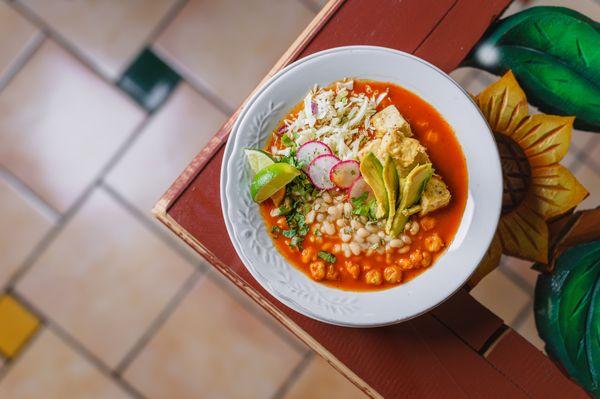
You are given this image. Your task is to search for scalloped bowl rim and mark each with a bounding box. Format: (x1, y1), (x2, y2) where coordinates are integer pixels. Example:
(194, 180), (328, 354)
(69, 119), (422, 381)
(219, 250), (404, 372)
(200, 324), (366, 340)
(220, 46), (502, 327)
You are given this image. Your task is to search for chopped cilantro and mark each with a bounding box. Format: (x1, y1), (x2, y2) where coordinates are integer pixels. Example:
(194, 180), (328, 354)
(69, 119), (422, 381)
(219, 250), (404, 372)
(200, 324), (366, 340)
(350, 192), (378, 221)
(271, 226), (282, 237)
(318, 251), (336, 264)
(283, 229), (297, 238)
(290, 236), (303, 249)
(281, 134), (295, 148)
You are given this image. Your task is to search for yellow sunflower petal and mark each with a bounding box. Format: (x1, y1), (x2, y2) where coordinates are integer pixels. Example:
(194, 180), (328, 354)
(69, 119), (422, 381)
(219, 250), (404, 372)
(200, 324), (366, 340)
(527, 164), (589, 219)
(498, 205), (548, 263)
(510, 114), (573, 167)
(476, 71), (528, 135)
(467, 232), (502, 288)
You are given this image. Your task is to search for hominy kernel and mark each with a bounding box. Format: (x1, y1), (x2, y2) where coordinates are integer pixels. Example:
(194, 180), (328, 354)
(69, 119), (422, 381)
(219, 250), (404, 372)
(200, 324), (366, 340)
(270, 208), (280, 217)
(309, 261), (326, 280)
(384, 266), (402, 283)
(424, 233), (444, 252)
(301, 248), (314, 264)
(345, 261), (361, 280)
(336, 219), (345, 227)
(409, 250), (423, 267)
(317, 213), (324, 222)
(349, 242), (361, 256)
(322, 192), (332, 203)
(341, 233), (352, 242)
(401, 234), (412, 244)
(398, 258), (412, 270)
(305, 210), (315, 224)
(327, 206), (337, 216)
(365, 269), (383, 285)
(420, 216), (436, 231)
(326, 264), (339, 280)
(366, 224), (378, 233)
(421, 251), (432, 267)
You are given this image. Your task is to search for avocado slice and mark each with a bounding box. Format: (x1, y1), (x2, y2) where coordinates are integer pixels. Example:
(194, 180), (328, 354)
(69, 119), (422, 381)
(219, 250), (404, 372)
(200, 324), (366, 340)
(360, 152), (388, 218)
(400, 163), (433, 209)
(388, 163), (433, 237)
(382, 155), (399, 233)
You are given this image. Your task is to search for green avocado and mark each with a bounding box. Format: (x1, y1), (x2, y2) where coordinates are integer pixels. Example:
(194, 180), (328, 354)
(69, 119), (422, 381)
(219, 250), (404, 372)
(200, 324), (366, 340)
(388, 163), (433, 237)
(382, 155), (399, 234)
(360, 153), (388, 218)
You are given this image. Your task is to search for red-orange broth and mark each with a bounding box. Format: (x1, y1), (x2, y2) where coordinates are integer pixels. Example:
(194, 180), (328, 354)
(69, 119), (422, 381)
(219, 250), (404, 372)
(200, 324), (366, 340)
(260, 80), (467, 291)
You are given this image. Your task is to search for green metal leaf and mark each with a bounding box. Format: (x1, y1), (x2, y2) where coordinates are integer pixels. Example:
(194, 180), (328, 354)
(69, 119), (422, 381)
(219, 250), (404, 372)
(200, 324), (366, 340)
(466, 6), (600, 132)
(535, 241), (600, 397)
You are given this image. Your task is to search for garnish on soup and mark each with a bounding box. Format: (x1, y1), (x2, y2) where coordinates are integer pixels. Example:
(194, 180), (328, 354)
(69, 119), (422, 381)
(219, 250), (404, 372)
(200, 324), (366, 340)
(246, 79), (467, 291)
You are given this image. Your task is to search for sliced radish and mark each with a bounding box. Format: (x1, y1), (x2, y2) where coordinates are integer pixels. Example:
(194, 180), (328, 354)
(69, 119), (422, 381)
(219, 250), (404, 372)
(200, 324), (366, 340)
(296, 141), (331, 170)
(330, 160), (360, 189)
(348, 177), (374, 200)
(307, 154), (339, 190)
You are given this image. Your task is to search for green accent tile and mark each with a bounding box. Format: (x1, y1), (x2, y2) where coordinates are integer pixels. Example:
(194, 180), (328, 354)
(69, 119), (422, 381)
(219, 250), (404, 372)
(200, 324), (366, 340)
(118, 48), (180, 112)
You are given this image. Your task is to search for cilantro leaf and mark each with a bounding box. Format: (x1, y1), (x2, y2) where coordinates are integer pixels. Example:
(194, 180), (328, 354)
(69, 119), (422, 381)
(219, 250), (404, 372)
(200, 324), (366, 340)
(318, 251), (336, 264)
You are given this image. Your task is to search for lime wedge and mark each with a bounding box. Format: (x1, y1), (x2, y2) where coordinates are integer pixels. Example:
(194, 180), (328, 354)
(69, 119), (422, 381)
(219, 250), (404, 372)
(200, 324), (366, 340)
(250, 163), (300, 203)
(244, 149), (274, 174)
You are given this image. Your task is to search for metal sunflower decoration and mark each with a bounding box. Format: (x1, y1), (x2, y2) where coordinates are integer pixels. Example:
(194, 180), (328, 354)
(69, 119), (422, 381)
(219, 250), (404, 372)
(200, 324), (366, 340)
(468, 71), (588, 285)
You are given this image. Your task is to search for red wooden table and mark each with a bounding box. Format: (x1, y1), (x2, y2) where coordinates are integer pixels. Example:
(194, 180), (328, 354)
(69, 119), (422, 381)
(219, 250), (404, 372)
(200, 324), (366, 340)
(154, 1), (588, 397)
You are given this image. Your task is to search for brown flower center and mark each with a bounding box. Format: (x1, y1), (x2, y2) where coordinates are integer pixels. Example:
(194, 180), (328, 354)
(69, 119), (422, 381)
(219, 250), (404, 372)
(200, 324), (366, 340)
(494, 132), (531, 214)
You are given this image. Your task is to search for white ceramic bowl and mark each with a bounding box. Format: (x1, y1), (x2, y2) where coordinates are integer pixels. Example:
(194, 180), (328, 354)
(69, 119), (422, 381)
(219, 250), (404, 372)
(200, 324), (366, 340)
(221, 46), (501, 327)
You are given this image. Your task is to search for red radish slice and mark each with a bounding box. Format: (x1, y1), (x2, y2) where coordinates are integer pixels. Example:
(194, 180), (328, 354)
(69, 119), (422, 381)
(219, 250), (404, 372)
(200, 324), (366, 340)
(307, 154), (339, 190)
(330, 160), (360, 189)
(296, 141), (331, 170)
(348, 177), (373, 200)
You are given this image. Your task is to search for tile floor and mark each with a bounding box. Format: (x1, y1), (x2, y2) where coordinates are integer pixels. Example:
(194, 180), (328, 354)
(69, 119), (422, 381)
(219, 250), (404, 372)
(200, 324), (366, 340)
(0, 0), (597, 397)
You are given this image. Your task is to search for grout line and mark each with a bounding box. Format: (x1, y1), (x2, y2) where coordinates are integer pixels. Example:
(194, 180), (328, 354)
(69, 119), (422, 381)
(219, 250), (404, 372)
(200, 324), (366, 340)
(0, 165), (61, 223)
(8, 0), (146, 115)
(0, 30), (45, 93)
(202, 268), (309, 354)
(498, 259), (534, 296)
(8, 291), (145, 398)
(113, 0), (190, 78)
(270, 351), (314, 399)
(150, 44), (235, 115)
(5, 115), (151, 289)
(295, 0), (322, 14)
(114, 269), (204, 374)
(100, 182), (208, 268)
(508, 301), (532, 331)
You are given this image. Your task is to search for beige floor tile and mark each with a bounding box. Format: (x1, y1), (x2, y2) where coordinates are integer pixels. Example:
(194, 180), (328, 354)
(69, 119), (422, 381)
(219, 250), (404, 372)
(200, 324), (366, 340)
(155, 0), (314, 108)
(16, 188), (193, 368)
(0, 40), (144, 213)
(513, 304), (546, 352)
(471, 268), (531, 325)
(0, 328), (129, 399)
(563, 130), (596, 168)
(18, 0), (178, 79)
(526, 0), (599, 18)
(0, 2), (39, 83)
(283, 356), (367, 399)
(106, 83), (226, 212)
(500, 256), (538, 292)
(124, 277), (303, 399)
(573, 162), (600, 211)
(0, 177), (52, 289)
